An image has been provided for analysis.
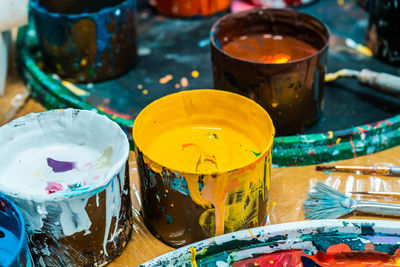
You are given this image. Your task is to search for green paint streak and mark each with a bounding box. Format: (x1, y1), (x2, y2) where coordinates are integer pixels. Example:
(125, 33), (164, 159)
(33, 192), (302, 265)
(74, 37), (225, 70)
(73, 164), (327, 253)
(88, 67), (95, 77)
(166, 215), (174, 224)
(196, 235), (287, 262)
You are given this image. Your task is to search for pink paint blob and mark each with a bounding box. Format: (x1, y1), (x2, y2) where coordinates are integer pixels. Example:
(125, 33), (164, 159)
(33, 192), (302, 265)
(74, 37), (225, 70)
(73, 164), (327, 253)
(46, 181), (64, 194)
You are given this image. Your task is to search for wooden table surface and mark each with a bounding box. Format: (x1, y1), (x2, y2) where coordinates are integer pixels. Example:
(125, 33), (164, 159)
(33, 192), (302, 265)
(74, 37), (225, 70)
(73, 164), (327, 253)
(2, 50), (400, 266)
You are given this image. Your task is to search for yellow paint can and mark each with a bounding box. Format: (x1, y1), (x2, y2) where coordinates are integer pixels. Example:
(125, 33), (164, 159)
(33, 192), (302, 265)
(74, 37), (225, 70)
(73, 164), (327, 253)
(133, 89), (275, 247)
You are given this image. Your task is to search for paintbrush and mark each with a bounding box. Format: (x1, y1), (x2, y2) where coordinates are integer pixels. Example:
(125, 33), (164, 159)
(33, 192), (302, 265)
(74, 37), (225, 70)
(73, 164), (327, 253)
(325, 69), (400, 97)
(316, 165), (400, 176)
(350, 191), (400, 197)
(304, 183), (400, 219)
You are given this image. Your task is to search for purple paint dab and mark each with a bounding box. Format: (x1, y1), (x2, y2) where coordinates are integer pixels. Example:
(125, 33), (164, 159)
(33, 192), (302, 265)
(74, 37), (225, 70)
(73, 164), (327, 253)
(47, 158), (76, 173)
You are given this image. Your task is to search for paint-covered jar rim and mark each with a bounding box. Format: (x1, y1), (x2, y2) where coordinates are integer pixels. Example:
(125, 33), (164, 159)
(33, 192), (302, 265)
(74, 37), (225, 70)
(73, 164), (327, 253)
(29, 0), (136, 18)
(132, 89), (275, 175)
(210, 7), (331, 66)
(140, 219), (400, 266)
(0, 194), (27, 267)
(0, 109), (130, 202)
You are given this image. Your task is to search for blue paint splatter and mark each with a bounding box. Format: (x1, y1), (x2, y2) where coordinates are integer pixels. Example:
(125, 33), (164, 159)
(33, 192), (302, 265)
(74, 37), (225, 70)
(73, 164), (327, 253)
(171, 177), (191, 196)
(198, 39), (210, 48)
(301, 256), (322, 267)
(166, 215), (174, 224)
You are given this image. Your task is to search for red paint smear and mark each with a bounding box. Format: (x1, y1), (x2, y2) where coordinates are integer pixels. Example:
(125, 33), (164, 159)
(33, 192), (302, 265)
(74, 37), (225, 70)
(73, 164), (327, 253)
(232, 250), (304, 267)
(0, 200), (8, 212)
(98, 106), (133, 120)
(327, 243), (351, 254)
(182, 143), (197, 150)
(232, 245), (400, 267)
(284, 0), (302, 6)
(231, 0), (256, 13)
(356, 126), (369, 134)
(350, 135), (357, 158)
(46, 181), (64, 194)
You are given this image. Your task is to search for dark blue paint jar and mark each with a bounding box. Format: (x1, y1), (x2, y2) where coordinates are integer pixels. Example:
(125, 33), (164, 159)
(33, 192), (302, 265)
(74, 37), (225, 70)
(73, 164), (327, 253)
(0, 194), (32, 267)
(29, 0), (138, 83)
(367, 0), (400, 66)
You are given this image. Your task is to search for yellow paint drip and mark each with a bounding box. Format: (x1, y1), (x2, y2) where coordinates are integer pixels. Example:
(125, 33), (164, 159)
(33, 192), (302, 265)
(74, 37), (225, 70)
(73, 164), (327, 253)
(190, 247), (198, 267)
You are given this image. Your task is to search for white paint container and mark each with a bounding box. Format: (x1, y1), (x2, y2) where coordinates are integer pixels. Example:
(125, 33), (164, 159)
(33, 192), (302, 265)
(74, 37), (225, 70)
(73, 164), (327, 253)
(0, 109), (133, 267)
(0, 0), (28, 96)
(0, 31), (11, 96)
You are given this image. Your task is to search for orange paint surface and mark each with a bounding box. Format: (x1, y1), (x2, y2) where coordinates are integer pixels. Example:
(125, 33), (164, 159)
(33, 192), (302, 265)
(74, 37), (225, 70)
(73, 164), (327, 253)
(155, 0), (231, 17)
(260, 53), (292, 64)
(222, 34), (318, 64)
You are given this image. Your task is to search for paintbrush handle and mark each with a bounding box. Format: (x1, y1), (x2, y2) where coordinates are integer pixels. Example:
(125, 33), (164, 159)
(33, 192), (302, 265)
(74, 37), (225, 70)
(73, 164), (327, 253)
(354, 201), (400, 217)
(358, 69), (400, 97)
(390, 167), (400, 175)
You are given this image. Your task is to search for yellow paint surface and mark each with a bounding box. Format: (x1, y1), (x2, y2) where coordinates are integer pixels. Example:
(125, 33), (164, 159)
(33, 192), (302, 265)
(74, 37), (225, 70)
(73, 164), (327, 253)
(133, 90), (275, 237)
(146, 125), (260, 173)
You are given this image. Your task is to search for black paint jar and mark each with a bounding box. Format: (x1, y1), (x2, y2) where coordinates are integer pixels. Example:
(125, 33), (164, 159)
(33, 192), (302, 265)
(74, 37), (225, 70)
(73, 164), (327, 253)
(367, 0), (400, 66)
(211, 8), (330, 136)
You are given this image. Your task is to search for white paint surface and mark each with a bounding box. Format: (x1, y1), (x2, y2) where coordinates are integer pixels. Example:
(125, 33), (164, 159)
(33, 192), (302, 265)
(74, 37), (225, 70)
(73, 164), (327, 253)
(0, 144), (107, 196)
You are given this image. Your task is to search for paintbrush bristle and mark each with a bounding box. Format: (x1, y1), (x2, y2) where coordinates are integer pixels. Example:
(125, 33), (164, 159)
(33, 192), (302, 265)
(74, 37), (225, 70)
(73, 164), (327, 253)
(304, 183), (354, 220)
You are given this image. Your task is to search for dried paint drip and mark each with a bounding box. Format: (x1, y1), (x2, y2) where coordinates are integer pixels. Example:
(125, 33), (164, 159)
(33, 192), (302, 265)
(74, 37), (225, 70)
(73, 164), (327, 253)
(222, 34), (318, 64)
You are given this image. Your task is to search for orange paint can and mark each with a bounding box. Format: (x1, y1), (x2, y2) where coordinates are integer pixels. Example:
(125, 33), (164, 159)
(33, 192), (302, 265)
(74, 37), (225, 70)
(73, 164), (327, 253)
(154, 0), (231, 17)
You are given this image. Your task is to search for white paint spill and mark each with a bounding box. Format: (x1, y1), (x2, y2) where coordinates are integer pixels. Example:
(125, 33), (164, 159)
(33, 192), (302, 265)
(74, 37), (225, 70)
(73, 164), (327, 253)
(59, 198), (92, 236)
(103, 172), (123, 256)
